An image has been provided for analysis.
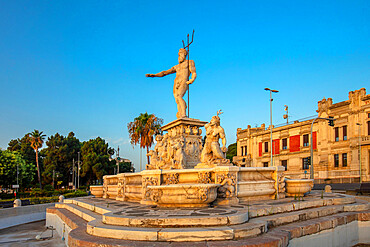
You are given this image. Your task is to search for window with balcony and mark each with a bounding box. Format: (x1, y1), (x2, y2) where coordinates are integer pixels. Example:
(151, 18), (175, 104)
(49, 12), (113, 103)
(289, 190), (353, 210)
(281, 160), (287, 171)
(342, 153), (347, 167)
(302, 157), (310, 170)
(343, 126), (347, 140)
(303, 134), (309, 147)
(263, 162), (269, 167)
(335, 127), (339, 142)
(264, 142), (268, 153)
(282, 138), (287, 150)
(334, 154), (339, 167)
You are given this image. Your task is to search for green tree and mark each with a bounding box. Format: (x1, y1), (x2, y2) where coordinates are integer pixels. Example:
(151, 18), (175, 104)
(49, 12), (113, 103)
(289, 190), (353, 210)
(42, 132), (81, 187)
(226, 143), (237, 162)
(127, 113), (163, 165)
(0, 150), (36, 189)
(29, 130), (46, 189)
(119, 161), (134, 173)
(80, 137), (115, 185)
(8, 135), (36, 168)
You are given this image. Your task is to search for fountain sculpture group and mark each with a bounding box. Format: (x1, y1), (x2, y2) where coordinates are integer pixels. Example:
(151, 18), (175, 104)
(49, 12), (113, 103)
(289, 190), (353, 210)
(48, 45), (370, 246)
(95, 48), (287, 208)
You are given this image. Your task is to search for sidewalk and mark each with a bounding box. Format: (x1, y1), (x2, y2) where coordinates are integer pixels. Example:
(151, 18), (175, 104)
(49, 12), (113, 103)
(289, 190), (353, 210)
(0, 220), (65, 247)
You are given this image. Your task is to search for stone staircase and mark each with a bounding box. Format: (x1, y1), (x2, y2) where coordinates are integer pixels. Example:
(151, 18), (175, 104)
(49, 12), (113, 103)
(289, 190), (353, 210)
(46, 193), (370, 246)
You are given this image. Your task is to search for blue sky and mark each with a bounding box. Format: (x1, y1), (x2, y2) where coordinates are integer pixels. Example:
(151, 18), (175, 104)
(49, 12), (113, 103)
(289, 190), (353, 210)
(0, 1), (369, 171)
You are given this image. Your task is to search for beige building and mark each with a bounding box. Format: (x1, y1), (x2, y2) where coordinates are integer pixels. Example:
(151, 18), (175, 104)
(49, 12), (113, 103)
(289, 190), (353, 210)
(234, 88), (370, 183)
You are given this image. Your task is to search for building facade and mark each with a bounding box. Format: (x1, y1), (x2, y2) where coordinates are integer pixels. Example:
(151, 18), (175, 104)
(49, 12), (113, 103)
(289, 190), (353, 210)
(233, 88), (370, 183)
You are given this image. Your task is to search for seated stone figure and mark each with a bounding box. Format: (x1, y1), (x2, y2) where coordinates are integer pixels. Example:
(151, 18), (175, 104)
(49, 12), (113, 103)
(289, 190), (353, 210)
(198, 115), (231, 167)
(146, 135), (164, 170)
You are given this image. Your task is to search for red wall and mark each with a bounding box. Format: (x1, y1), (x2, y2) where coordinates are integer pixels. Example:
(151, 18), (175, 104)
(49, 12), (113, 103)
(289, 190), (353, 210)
(312, 131), (317, 150)
(259, 142), (262, 157)
(290, 135), (300, 152)
(273, 139), (280, 155)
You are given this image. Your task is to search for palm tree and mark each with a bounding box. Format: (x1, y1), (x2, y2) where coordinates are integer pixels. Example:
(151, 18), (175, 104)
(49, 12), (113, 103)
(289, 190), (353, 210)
(29, 130), (46, 189)
(127, 113), (163, 169)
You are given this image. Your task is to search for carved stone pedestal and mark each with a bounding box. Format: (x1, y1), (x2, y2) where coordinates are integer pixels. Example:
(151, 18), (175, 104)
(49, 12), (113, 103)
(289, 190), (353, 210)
(147, 118), (207, 170)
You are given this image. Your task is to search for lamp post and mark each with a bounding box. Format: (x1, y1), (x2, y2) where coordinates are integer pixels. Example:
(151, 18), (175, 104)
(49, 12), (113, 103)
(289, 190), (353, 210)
(356, 123), (362, 183)
(283, 105), (289, 124)
(69, 166), (73, 189)
(264, 88), (279, 167)
(108, 146), (129, 175)
(72, 158), (79, 191)
(264, 87), (279, 199)
(310, 116), (336, 180)
(77, 152), (81, 189)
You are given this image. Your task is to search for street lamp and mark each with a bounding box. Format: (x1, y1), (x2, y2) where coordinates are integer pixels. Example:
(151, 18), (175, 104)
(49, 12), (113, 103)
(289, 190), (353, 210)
(283, 105), (289, 124)
(72, 158), (78, 191)
(264, 88), (279, 167)
(77, 152), (81, 189)
(108, 146), (130, 175)
(356, 123), (362, 183)
(264, 87), (279, 199)
(52, 170), (59, 189)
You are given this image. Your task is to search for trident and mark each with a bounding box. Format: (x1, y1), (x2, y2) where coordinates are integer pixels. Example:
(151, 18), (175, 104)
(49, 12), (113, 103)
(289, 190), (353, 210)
(182, 29), (195, 118)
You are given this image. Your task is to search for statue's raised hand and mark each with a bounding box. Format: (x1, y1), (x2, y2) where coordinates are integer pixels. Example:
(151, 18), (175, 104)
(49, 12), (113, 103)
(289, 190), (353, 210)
(146, 74), (155, 77)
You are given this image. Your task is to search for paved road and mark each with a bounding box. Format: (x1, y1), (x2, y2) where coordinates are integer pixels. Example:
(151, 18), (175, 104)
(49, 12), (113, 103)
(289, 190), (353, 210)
(0, 220), (65, 247)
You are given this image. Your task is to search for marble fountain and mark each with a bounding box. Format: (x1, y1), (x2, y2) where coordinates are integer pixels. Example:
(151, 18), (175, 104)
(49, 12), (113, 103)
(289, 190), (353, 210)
(46, 46), (370, 246)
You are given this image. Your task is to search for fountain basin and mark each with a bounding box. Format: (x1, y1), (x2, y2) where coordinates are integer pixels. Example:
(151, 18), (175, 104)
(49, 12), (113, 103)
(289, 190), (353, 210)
(285, 179), (314, 197)
(90, 185), (104, 197)
(146, 183), (220, 207)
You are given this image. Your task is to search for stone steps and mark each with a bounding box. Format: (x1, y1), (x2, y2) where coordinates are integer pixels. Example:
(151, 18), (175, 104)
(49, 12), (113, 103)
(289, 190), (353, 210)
(47, 206), (370, 246)
(55, 202), (102, 222)
(54, 195), (369, 242)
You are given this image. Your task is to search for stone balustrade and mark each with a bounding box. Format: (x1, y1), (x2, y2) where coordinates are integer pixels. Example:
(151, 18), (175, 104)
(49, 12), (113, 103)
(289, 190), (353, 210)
(102, 165), (286, 206)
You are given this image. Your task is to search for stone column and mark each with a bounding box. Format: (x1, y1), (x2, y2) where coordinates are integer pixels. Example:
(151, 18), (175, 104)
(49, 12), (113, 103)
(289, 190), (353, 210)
(214, 166), (240, 205)
(140, 169), (162, 205)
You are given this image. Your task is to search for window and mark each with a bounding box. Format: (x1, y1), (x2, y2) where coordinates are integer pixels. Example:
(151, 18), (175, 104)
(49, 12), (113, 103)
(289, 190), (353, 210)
(281, 160), (287, 171)
(343, 126), (347, 141)
(264, 142), (268, 153)
(342, 153), (347, 167)
(335, 127), (339, 142)
(282, 138), (287, 150)
(302, 157), (310, 170)
(334, 154), (339, 167)
(241, 146), (247, 156)
(263, 162), (269, 167)
(303, 134), (309, 147)
(368, 121), (370, 136)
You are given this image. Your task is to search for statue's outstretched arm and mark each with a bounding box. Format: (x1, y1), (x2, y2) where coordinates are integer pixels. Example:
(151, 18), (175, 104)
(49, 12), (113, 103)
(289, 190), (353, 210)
(219, 128), (227, 152)
(146, 67), (176, 78)
(187, 60), (197, 85)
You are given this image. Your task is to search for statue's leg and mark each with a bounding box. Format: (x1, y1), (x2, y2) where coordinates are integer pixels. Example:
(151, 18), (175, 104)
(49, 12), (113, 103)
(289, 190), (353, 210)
(201, 143), (212, 163)
(174, 83), (188, 118)
(211, 142), (225, 159)
(200, 145), (207, 163)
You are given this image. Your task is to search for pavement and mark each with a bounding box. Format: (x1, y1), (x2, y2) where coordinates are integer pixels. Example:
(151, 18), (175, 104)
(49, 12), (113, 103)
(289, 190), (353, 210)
(0, 220), (66, 247)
